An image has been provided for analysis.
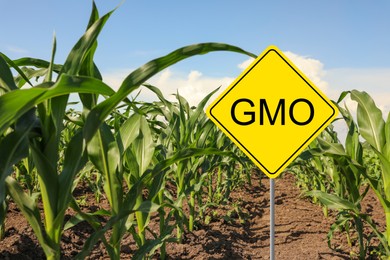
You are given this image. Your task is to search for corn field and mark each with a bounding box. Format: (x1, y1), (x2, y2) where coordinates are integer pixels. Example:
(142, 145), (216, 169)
(0, 3), (389, 260)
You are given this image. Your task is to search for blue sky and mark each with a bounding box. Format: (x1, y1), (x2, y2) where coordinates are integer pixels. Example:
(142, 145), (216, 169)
(1, 1), (390, 118)
(2, 1), (389, 67)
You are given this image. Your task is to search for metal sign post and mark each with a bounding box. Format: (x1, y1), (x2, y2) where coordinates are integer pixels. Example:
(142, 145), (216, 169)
(270, 178), (275, 260)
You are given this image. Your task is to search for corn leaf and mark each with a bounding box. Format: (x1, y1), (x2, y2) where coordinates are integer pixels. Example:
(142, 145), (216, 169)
(384, 112), (390, 161)
(60, 5), (113, 76)
(12, 57), (62, 73)
(197, 120), (215, 148)
(142, 83), (172, 109)
(306, 190), (358, 212)
(0, 74), (114, 136)
(336, 90), (350, 104)
(57, 131), (88, 212)
(78, 2), (103, 110)
(75, 201), (159, 260)
(371, 151), (390, 206)
(67, 198), (110, 231)
(1, 52), (35, 89)
(87, 123), (121, 211)
(44, 33), (57, 82)
(339, 104), (362, 161)
(317, 137), (346, 156)
(84, 43), (257, 142)
(133, 231), (176, 260)
(0, 54), (18, 92)
(117, 113), (142, 155)
(0, 109), (36, 202)
(188, 88), (219, 132)
(351, 90), (385, 152)
(145, 147), (235, 199)
(134, 115), (155, 177)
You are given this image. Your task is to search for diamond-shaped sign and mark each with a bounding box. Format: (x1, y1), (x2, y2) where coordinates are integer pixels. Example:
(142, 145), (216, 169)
(206, 45), (338, 178)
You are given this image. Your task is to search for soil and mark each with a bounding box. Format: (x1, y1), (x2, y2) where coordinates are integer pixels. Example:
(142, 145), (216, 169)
(0, 173), (386, 259)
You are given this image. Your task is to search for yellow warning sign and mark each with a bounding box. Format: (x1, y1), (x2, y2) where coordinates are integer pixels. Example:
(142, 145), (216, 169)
(206, 45), (338, 178)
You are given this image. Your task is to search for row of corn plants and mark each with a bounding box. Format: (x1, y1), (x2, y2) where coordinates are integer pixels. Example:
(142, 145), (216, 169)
(290, 90), (390, 259)
(0, 3), (258, 259)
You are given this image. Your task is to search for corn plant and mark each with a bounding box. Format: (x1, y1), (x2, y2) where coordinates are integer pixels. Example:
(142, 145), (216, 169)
(347, 90), (390, 253)
(0, 7), (116, 260)
(119, 86), (255, 258)
(144, 89), (243, 238)
(304, 140), (370, 257)
(297, 90), (390, 258)
(290, 127), (339, 218)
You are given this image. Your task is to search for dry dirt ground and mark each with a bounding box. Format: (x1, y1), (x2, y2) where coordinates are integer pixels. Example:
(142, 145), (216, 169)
(0, 173), (385, 259)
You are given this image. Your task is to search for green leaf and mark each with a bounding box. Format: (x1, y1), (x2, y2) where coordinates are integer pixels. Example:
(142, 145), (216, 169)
(145, 147), (235, 199)
(327, 212), (352, 249)
(133, 116), (155, 177)
(0, 74), (115, 135)
(351, 90), (385, 152)
(317, 137), (346, 156)
(44, 33), (57, 82)
(188, 88), (219, 131)
(133, 231), (175, 260)
(142, 83), (173, 109)
(12, 57), (62, 73)
(358, 212), (390, 255)
(117, 113), (142, 155)
(0, 109), (36, 202)
(68, 199), (110, 231)
(57, 131), (88, 212)
(197, 120), (215, 148)
(78, 2), (103, 109)
(339, 104), (362, 161)
(60, 6), (114, 76)
(75, 201), (159, 259)
(0, 54), (18, 92)
(87, 123), (121, 212)
(384, 112), (390, 160)
(372, 151), (390, 206)
(306, 190), (358, 211)
(84, 42), (256, 142)
(64, 207), (110, 231)
(336, 90), (350, 104)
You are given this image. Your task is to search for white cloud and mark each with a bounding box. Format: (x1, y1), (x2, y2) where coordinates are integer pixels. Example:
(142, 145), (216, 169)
(146, 69), (235, 105)
(284, 51), (331, 96)
(6, 45), (28, 54)
(324, 68), (390, 116)
(102, 68), (133, 91)
(325, 68), (390, 92)
(102, 68), (235, 106)
(238, 58), (254, 70)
